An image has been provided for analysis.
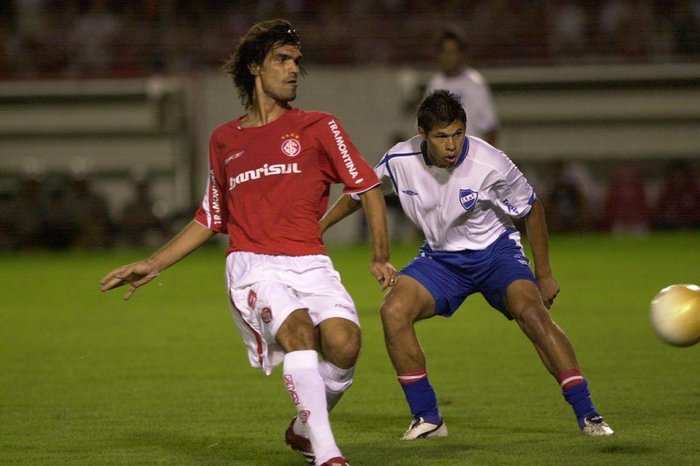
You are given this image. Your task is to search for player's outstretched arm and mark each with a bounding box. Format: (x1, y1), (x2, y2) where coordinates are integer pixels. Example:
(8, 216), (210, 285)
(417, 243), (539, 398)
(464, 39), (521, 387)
(359, 187), (397, 290)
(100, 221), (215, 300)
(524, 198), (560, 308)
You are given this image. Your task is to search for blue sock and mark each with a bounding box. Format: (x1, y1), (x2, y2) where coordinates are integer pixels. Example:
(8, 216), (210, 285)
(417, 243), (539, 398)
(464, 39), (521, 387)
(400, 376), (441, 425)
(562, 380), (597, 428)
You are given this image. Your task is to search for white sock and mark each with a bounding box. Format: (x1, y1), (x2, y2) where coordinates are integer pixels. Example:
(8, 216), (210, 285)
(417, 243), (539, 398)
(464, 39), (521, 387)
(318, 360), (355, 411)
(284, 350), (342, 463)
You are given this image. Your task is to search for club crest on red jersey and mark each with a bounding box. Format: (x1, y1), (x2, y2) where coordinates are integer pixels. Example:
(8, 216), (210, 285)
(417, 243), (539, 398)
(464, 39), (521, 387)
(459, 189), (478, 210)
(281, 134), (301, 157)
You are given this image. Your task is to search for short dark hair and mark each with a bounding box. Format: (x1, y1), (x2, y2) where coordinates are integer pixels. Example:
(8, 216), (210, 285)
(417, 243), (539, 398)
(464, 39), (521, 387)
(417, 90), (467, 133)
(221, 19), (304, 109)
(435, 28), (465, 51)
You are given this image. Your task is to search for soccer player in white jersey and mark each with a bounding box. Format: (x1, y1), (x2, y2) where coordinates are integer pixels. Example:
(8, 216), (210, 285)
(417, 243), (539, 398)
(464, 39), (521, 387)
(425, 29), (499, 145)
(321, 90), (614, 440)
(100, 19), (396, 466)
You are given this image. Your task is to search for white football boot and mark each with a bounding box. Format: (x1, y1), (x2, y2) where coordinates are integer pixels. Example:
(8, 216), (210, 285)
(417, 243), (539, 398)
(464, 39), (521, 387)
(401, 417), (448, 440)
(581, 414), (615, 436)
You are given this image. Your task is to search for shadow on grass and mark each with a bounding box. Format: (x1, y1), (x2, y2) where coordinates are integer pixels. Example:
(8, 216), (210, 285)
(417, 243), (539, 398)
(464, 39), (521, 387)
(118, 425), (662, 466)
(123, 429), (305, 465)
(597, 442), (657, 455)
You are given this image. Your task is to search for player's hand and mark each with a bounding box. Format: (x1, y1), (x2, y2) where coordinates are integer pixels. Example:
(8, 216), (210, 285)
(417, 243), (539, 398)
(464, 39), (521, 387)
(370, 260), (398, 290)
(537, 275), (560, 309)
(100, 259), (160, 300)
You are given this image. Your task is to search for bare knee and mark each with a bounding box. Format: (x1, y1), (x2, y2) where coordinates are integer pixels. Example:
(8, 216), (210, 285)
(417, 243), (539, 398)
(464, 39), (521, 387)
(511, 294), (569, 348)
(507, 281), (549, 331)
(276, 309), (317, 352)
(514, 300), (548, 328)
(380, 294), (416, 332)
(319, 318), (361, 369)
(381, 279), (435, 336)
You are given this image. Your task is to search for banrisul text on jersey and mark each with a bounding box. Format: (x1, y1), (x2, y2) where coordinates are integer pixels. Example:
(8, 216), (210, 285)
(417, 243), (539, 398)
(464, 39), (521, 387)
(229, 163), (301, 190)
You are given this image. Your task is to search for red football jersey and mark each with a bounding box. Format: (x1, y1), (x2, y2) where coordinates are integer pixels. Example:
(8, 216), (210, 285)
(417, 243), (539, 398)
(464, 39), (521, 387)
(194, 108), (380, 256)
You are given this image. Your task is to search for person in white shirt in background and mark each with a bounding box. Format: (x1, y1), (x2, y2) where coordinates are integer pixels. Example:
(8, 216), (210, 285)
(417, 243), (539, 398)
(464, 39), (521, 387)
(425, 29), (499, 146)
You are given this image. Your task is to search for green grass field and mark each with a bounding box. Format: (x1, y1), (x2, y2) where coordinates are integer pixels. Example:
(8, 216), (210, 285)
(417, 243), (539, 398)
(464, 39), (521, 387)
(1, 232), (699, 465)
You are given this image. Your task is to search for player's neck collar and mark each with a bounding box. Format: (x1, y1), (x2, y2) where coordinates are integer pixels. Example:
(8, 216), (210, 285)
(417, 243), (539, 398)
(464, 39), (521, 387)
(420, 137), (470, 168)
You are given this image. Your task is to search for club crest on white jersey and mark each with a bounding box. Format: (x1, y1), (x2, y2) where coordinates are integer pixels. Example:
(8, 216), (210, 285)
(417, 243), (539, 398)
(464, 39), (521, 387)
(459, 189), (478, 210)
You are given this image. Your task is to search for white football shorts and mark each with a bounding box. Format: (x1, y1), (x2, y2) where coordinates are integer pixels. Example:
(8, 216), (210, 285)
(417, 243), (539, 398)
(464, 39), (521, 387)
(225, 251), (359, 375)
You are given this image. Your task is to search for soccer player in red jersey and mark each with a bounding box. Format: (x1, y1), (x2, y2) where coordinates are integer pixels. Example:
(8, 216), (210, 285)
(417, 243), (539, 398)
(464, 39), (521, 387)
(100, 19), (396, 466)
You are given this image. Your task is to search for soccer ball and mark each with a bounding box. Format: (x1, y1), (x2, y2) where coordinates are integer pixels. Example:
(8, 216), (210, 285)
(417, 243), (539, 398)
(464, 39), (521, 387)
(649, 284), (700, 347)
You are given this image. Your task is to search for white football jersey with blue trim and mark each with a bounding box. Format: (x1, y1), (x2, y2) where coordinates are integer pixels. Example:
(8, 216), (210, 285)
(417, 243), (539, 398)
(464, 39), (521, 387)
(375, 135), (535, 251)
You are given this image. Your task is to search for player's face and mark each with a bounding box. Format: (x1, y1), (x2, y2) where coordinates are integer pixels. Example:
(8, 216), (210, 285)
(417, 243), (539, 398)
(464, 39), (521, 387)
(419, 120), (466, 168)
(438, 39), (463, 76)
(255, 44), (302, 103)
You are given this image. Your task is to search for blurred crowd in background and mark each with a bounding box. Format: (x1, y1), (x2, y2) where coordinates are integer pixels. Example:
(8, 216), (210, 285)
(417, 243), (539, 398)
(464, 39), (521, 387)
(1, 0), (699, 79)
(539, 159), (700, 234)
(0, 173), (172, 251)
(2, 157), (699, 252)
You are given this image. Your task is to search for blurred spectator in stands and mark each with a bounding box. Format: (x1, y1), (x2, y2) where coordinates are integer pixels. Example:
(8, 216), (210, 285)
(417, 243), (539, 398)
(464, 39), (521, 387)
(29, 4), (70, 77)
(13, 175), (49, 249)
(43, 175), (80, 249)
(0, 8), (24, 78)
(596, 0), (654, 59)
(311, 0), (356, 64)
(345, 0), (398, 64)
(0, 180), (18, 250)
(6, 0), (68, 78)
(119, 178), (168, 248)
(544, 161), (595, 232)
(602, 165), (652, 234)
(161, 3), (204, 73)
(114, 3), (159, 77)
(654, 159), (700, 230)
(68, 174), (113, 249)
(254, 0), (306, 20)
(425, 28), (499, 145)
(66, 0), (121, 77)
(669, 0), (700, 56)
(547, 0), (589, 60)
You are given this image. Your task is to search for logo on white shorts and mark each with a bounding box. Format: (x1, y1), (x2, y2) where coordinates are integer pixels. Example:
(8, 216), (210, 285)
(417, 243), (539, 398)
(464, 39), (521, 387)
(335, 303), (354, 313)
(247, 290), (257, 309)
(261, 307), (272, 324)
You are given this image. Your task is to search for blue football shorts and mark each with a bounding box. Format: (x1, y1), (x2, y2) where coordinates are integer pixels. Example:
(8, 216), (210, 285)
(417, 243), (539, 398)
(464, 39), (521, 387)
(401, 230), (536, 319)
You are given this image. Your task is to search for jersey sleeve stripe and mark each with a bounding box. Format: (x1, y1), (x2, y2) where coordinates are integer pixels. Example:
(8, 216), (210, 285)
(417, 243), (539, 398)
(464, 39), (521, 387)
(380, 151), (420, 194)
(345, 180), (381, 196)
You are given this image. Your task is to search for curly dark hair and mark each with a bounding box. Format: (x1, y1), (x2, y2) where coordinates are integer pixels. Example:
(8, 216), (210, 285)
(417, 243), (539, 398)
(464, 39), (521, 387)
(221, 18), (305, 109)
(417, 89), (467, 133)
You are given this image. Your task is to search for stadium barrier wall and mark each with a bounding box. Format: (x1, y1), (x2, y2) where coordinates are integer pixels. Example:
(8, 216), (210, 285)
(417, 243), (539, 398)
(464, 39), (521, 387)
(1, 63), (699, 244)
